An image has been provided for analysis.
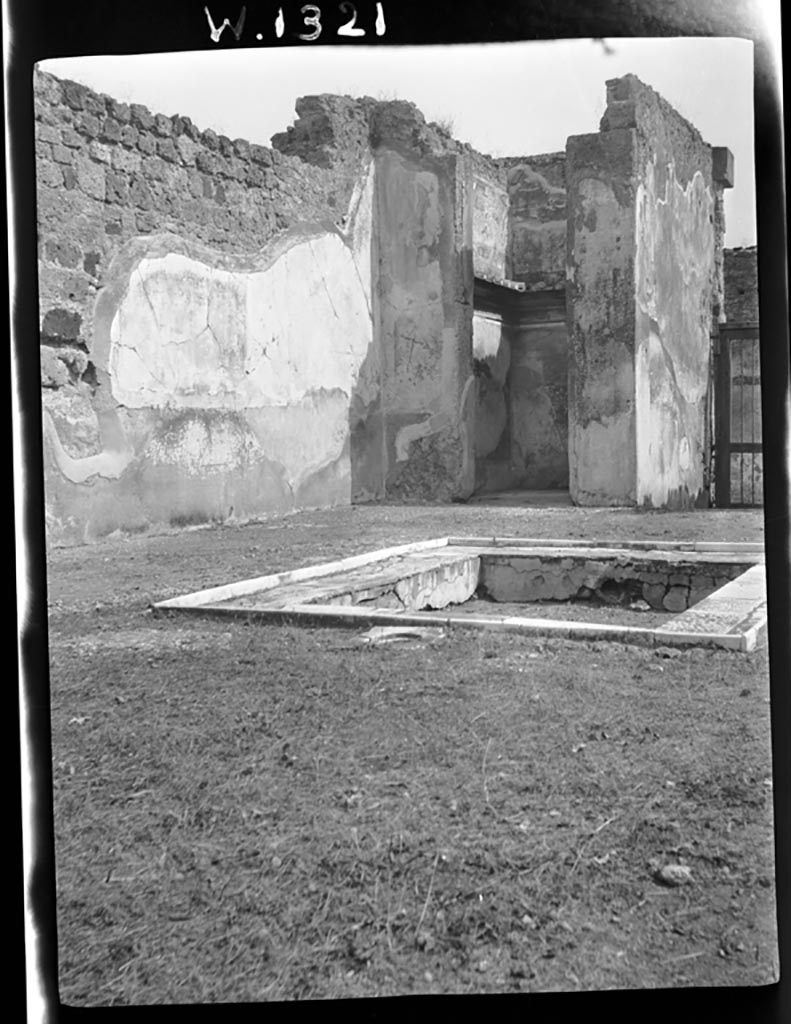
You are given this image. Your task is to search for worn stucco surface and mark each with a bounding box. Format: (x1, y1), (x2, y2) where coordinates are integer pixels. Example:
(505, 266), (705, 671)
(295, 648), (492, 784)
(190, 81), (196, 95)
(372, 143), (474, 502)
(472, 173), (510, 280)
(506, 154), (567, 291)
(566, 75), (725, 509)
(39, 79), (482, 542)
(473, 299), (569, 494)
(38, 70), (734, 540)
(509, 322), (569, 489)
(634, 161), (714, 508)
(566, 131), (637, 506)
(629, 73), (719, 509)
(43, 164), (375, 542)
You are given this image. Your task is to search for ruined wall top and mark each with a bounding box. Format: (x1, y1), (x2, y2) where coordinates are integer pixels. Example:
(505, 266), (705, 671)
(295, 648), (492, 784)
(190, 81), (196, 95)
(600, 73), (721, 193)
(270, 93), (377, 167)
(272, 91), (508, 183)
(36, 68), (505, 175)
(601, 74), (706, 144)
(499, 151), (566, 185)
(35, 67), (284, 169)
(35, 67), (517, 356)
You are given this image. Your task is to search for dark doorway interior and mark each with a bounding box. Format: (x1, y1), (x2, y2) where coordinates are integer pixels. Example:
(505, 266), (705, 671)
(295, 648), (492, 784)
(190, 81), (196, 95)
(472, 277), (569, 499)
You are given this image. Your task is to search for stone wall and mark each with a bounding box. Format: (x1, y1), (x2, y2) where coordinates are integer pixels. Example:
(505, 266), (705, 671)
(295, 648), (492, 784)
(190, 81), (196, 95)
(567, 74), (729, 509)
(35, 72), (369, 349)
(724, 246), (760, 325)
(479, 553), (745, 611)
(37, 67), (732, 537)
(36, 69), (381, 544)
(36, 72), (476, 543)
(502, 153), (567, 290)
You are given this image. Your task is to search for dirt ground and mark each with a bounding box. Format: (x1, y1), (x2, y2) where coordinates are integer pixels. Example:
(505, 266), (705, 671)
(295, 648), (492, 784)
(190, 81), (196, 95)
(41, 502), (781, 1004)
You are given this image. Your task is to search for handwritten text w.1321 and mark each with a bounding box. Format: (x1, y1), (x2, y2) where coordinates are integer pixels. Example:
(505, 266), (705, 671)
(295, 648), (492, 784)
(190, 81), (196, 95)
(204, 3), (386, 43)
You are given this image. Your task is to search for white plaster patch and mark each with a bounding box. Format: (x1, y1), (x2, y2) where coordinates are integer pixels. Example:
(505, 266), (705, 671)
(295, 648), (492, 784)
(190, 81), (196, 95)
(43, 410), (133, 483)
(395, 411), (451, 462)
(43, 162), (379, 541)
(473, 314), (510, 385)
(110, 234), (372, 411)
(394, 557), (479, 610)
(109, 163), (375, 414)
(245, 234), (371, 406)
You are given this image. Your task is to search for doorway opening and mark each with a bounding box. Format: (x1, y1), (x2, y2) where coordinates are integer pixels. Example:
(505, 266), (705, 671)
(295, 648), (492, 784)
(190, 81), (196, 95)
(472, 276), (570, 504)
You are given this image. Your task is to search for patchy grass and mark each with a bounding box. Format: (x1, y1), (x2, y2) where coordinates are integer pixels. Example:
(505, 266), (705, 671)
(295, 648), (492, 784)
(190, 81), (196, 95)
(45, 504), (777, 1003)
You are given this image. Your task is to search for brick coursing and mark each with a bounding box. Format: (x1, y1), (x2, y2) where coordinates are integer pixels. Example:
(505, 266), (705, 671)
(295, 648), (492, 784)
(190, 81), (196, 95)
(34, 70), (368, 374)
(35, 69), (526, 388)
(724, 246), (759, 325)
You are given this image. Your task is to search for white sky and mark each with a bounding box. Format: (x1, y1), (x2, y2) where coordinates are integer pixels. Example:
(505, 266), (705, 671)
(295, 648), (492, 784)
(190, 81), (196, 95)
(40, 37), (757, 246)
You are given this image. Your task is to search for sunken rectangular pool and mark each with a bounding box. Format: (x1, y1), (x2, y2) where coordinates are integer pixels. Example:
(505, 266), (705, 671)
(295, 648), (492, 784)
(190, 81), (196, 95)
(153, 538), (767, 651)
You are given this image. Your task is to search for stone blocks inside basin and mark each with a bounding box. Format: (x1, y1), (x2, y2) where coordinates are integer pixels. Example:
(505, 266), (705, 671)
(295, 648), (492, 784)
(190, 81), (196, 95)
(153, 538), (766, 651)
(476, 554), (744, 612)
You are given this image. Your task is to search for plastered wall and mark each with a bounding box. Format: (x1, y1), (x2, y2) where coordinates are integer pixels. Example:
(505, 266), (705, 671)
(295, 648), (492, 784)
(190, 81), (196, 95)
(566, 125), (638, 505)
(567, 74), (729, 508)
(36, 74), (476, 543)
(472, 307), (512, 493)
(508, 319), (569, 489)
(368, 105), (475, 502)
(471, 154), (569, 496)
(472, 172), (510, 280)
(503, 153), (567, 291)
(472, 302), (569, 495)
(630, 77), (721, 509)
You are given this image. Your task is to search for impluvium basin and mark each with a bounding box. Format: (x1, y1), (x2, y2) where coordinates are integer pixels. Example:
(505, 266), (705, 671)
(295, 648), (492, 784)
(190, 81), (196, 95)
(153, 538), (767, 651)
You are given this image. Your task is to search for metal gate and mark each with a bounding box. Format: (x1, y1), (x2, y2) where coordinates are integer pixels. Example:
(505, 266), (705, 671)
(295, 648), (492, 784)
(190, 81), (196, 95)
(714, 326), (763, 507)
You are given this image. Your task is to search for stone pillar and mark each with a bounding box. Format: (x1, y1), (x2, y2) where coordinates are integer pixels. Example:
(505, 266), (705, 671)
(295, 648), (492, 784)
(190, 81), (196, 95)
(566, 121), (638, 505)
(567, 74), (729, 509)
(370, 104), (474, 501)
